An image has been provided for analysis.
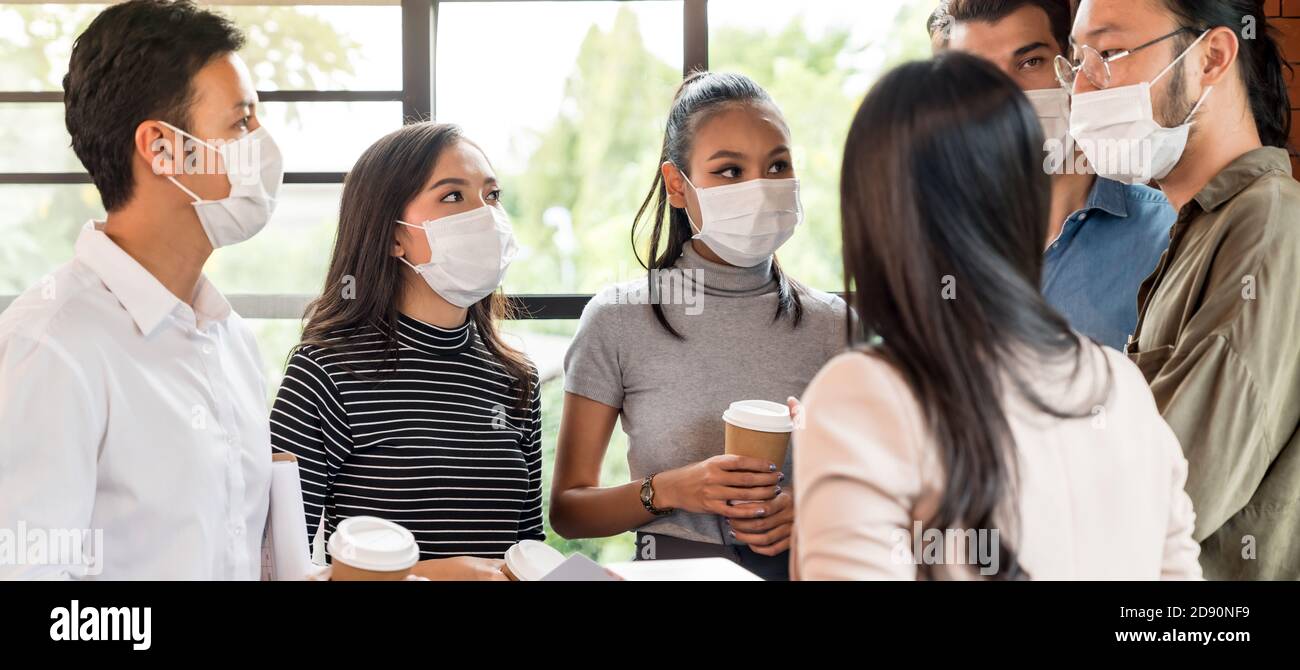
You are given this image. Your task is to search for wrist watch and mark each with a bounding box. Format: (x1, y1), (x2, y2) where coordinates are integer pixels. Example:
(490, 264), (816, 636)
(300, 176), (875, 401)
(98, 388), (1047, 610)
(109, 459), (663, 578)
(640, 474), (673, 516)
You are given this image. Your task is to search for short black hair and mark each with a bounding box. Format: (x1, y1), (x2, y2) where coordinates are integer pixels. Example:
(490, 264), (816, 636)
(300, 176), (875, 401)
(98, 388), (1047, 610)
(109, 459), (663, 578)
(63, 0), (245, 212)
(1161, 0), (1292, 150)
(936, 0), (1072, 57)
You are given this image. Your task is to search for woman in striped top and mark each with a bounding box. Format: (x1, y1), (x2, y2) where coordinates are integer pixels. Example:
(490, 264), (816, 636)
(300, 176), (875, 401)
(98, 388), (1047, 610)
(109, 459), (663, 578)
(270, 122), (540, 581)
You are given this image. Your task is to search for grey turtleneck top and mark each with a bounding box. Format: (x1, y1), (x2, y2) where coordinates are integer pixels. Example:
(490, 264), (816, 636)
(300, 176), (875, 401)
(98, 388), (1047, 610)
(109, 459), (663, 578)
(564, 242), (847, 544)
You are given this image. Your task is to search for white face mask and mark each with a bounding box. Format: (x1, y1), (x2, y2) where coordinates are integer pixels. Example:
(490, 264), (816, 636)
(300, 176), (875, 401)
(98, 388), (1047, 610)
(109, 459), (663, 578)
(680, 171), (803, 268)
(397, 205), (518, 309)
(160, 121), (284, 248)
(1025, 87), (1072, 173)
(1068, 30), (1213, 185)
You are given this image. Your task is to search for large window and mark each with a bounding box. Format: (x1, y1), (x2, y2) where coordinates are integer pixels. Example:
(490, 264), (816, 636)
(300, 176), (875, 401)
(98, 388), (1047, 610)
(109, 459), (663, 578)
(709, 0), (933, 290)
(0, 0), (932, 562)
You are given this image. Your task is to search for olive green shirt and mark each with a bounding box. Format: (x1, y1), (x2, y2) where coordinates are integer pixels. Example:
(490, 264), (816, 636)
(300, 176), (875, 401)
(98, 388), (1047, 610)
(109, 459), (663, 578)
(1128, 147), (1300, 580)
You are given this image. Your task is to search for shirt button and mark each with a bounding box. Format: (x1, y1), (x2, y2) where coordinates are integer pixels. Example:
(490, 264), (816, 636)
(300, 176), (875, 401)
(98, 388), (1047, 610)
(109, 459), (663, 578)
(201, 343), (214, 355)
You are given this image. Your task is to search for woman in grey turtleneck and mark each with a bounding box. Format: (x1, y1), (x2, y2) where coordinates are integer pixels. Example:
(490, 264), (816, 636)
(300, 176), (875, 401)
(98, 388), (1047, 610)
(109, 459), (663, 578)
(548, 71), (846, 581)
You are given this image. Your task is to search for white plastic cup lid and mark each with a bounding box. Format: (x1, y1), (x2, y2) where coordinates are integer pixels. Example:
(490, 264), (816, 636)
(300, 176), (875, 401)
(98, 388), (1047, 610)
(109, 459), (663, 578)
(504, 539), (565, 582)
(722, 399), (793, 433)
(327, 516), (419, 572)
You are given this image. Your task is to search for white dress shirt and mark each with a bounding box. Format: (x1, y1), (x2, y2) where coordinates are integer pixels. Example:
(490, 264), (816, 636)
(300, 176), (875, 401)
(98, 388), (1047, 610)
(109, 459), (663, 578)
(0, 221), (271, 580)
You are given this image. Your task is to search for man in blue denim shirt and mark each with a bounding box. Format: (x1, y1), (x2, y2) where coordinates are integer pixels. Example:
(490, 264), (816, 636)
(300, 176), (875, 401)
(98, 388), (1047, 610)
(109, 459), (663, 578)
(1040, 178), (1174, 349)
(932, 0), (1176, 349)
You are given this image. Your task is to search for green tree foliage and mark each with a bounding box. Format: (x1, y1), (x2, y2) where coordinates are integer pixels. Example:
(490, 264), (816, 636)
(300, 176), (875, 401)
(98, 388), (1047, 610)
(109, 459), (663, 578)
(502, 8), (681, 304)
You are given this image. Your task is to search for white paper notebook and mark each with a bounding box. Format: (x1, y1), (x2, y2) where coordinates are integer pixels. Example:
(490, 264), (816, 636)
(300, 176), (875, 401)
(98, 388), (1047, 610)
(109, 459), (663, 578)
(604, 557), (764, 581)
(260, 454), (314, 581)
(501, 538), (765, 581)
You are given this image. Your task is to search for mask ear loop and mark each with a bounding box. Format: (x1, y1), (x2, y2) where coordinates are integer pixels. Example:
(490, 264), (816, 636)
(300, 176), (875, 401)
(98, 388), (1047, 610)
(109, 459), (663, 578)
(157, 120), (218, 153)
(673, 166), (704, 238)
(1150, 28), (1211, 86)
(158, 121), (216, 204)
(1181, 85), (1214, 125)
(396, 255), (420, 272)
(1149, 30), (1214, 128)
(395, 220), (429, 272)
(166, 173), (203, 204)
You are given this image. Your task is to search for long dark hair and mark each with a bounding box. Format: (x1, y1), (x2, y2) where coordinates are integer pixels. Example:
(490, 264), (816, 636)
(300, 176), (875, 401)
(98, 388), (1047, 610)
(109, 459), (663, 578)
(840, 53), (1111, 580)
(632, 70), (804, 339)
(1162, 0), (1293, 150)
(297, 122), (533, 408)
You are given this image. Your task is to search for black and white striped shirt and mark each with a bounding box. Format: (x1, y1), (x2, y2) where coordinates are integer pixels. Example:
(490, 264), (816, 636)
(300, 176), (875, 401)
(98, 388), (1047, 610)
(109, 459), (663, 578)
(270, 313), (543, 559)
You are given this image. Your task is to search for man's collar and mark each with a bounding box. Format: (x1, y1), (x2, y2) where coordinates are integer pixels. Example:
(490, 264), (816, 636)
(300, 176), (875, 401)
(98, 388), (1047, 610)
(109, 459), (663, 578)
(1083, 177), (1129, 219)
(74, 221), (231, 335)
(1192, 147), (1293, 213)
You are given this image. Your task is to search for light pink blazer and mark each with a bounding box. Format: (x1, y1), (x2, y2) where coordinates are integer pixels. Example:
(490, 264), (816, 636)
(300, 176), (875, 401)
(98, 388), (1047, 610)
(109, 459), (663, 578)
(791, 344), (1202, 580)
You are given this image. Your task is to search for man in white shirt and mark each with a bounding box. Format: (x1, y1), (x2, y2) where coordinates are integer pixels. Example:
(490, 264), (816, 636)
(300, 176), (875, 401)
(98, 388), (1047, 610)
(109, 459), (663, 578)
(0, 0), (283, 579)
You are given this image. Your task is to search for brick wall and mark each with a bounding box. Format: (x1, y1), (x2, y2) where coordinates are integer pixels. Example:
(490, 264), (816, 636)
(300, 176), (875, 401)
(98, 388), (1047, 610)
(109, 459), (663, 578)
(1265, 0), (1300, 174)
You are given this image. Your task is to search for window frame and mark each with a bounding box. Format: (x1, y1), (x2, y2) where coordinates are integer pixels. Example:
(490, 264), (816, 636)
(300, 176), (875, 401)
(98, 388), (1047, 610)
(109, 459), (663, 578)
(0, 0), (710, 319)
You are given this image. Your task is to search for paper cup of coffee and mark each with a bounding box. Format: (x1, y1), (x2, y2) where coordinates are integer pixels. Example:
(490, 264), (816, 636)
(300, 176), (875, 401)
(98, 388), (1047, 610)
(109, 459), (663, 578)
(327, 516), (420, 581)
(723, 399), (793, 466)
(503, 539), (565, 581)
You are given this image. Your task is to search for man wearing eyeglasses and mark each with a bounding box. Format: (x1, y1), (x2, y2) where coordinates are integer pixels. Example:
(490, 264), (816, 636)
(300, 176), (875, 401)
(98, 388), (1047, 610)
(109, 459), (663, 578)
(1067, 0), (1300, 580)
(930, 0), (1177, 352)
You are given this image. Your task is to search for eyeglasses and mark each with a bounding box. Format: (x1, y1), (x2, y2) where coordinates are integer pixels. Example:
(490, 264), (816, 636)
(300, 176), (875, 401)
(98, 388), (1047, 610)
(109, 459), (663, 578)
(1054, 27), (1200, 91)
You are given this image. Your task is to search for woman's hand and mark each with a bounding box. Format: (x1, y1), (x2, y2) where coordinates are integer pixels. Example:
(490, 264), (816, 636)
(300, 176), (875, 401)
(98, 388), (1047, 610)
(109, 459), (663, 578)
(728, 489), (794, 556)
(719, 396), (798, 556)
(655, 454), (783, 519)
(787, 396), (804, 430)
(411, 556), (509, 581)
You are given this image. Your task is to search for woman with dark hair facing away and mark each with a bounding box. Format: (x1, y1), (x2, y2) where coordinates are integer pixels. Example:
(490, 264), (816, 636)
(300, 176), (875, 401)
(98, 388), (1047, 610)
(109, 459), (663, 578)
(550, 71), (847, 580)
(792, 53), (1201, 580)
(270, 122), (539, 581)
